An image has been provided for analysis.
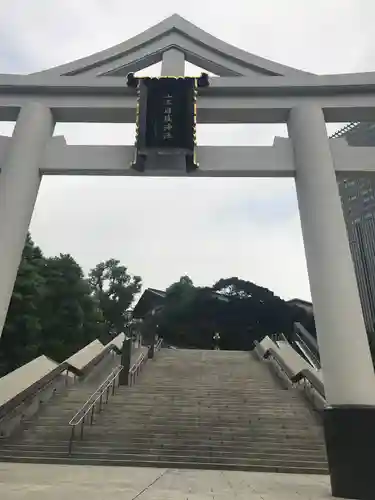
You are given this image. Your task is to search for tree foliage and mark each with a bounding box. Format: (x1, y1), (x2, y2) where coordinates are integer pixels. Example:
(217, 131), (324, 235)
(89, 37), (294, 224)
(0, 235), (140, 376)
(157, 276), (315, 351)
(88, 259), (142, 336)
(0, 233), (316, 376)
(38, 254), (106, 362)
(0, 235), (45, 374)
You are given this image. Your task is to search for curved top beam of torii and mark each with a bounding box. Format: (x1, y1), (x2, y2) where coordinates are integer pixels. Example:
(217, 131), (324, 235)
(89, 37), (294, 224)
(31, 14), (313, 79)
(1, 14), (375, 124)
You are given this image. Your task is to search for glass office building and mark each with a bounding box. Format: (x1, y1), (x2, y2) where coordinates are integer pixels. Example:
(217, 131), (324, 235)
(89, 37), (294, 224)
(333, 123), (375, 331)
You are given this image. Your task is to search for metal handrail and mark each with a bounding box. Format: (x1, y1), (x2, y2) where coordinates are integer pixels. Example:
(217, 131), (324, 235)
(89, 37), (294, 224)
(294, 322), (319, 354)
(73, 364), (122, 413)
(68, 364), (123, 454)
(330, 121), (360, 139)
(293, 333), (321, 370)
(128, 339), (162, 385)
(128, 353), (146, 386)
(155, 337), (163, 351)
(68, 340), (163, 453)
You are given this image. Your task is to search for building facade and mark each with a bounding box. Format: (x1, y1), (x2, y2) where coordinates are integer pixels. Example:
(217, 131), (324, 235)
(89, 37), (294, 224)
(333, 123), (375, 331)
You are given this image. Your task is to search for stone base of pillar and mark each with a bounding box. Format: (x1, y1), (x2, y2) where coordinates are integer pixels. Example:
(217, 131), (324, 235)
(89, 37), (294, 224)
(323, 406), (375, 499)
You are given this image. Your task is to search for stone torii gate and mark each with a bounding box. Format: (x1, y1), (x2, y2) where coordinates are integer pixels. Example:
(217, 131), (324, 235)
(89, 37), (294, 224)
(1, 14), (375, 499)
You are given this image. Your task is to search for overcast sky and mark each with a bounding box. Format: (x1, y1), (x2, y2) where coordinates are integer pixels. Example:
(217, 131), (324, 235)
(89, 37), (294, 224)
(0, 0), (374, 301)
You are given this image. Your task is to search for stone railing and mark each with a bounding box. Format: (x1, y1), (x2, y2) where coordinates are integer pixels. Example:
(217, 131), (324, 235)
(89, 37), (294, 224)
(0, 332), (130, 438)
(254, 335), (326, 411)
(0, 357), (79, 438)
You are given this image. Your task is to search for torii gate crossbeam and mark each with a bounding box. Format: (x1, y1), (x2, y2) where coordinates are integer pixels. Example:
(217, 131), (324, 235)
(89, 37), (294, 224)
(1, 73), (375, 122)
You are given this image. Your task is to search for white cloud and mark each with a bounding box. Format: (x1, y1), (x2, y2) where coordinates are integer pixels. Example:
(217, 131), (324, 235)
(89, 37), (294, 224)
(30, 176), (307, 300)
(0, 0), (371, 75)
(1, 0), (374, 302)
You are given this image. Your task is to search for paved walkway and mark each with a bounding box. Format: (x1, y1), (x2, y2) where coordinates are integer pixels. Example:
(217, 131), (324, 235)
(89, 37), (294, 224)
(0, 463), (341, 499)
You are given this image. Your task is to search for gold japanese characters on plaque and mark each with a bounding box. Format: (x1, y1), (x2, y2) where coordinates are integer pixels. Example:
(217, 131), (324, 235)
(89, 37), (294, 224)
(127, 73), (209, 172)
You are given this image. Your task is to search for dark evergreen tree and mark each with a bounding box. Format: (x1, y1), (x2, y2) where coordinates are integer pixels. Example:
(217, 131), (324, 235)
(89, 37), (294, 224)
(89, 259), (141, 336)
(38, 254), (106, 362)
(0, 234), (45, 375)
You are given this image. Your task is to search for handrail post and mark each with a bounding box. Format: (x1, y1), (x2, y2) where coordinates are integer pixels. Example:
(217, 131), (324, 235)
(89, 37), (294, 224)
(119, 337), (132, 386)
(80, 416), (85, 439)
(69, 426), (75, 455)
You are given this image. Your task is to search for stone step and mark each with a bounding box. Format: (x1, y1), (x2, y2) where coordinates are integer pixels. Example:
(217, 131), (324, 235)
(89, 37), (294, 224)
(43, 409), (312, 421)
(21, 430), (324, 444)
(29, 416), (319, 427)
(106, 390), (302, 396)
(97, 401), (313, 410)
(31, 407), (318, 418)
(18, 436), (324, 449)
(108, 387), (299, 393)
(0, 448), (327, 465)
(0, 441), (326, 461)
(100, 401), (307, 409)
(16, 438), (326, 454)
(21, 432), (324, 444)
(139, 379), (273, 383)
(0, 350), (327, 473)
(22, 420), (323, 433)
(87, 402), (311, 411)
(27, 409), (315, 420)
(47, 402), (310, 411)
(35, 406), (315, 416)
(0, 446), (326, 458)
(121, 383), (282, 388)
(23, 425), (323, 439)
(125, 392), (291, 397)
(38, 412), (316, 422)
(0, 452), (329, 474)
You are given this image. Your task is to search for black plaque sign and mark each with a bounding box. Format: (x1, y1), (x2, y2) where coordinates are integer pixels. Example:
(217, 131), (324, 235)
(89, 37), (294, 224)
(139, 77), (196, 151)
(128, 72), (208, 172)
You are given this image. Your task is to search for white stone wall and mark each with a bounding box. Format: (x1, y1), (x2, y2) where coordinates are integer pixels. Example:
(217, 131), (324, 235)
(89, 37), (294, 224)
(0, 355), (58, 408)
(65, 339), (105, 371)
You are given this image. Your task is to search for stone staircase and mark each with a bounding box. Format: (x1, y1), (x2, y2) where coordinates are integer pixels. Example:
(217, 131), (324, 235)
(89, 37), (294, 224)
(0, 349), (328, 474)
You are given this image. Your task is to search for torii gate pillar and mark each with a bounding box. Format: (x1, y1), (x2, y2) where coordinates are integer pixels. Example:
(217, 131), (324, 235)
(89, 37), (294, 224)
(0, 103), (54, 337)
(289, 103), (375, 500)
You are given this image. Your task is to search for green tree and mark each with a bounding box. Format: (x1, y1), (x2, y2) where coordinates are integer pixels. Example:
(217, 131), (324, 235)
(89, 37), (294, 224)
(39, 254), (106, 362)
(0, 234), (45, 375)
(157, 276), (299, 350)
(160, 276), (202, 347)
(0, 237), (138, 377)
(89, 259), (141, 336)
(213, 277), (275, 301)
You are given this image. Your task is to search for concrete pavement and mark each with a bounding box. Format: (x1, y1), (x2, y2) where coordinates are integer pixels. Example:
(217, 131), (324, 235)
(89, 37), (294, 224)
(0, 463), (341, 499)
